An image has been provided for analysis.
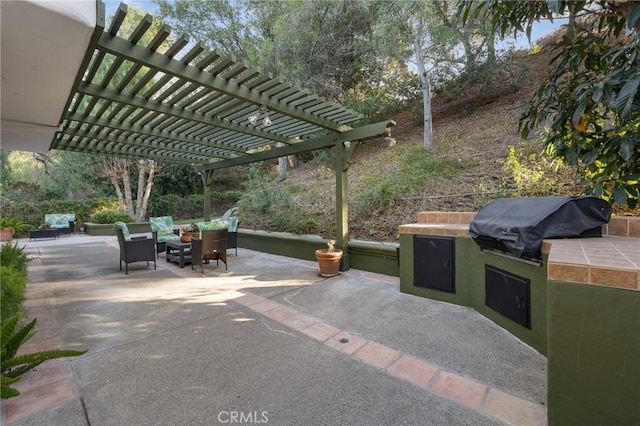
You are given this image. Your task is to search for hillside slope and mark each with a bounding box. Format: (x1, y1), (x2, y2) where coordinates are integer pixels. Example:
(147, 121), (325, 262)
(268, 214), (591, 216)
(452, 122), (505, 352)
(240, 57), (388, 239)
(269, 48), (562, 242)
(256, 45), (635, 243)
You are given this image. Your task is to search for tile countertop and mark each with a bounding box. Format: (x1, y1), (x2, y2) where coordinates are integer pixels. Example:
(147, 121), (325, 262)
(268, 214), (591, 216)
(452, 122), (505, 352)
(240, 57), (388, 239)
(399, 223), (640, 291)
(543, 236), (640, 291)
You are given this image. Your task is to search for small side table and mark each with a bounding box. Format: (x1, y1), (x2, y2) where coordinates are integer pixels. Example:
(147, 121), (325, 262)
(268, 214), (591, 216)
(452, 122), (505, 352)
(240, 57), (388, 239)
(166, 240), (192, 268)
(29, 229), (60, 240)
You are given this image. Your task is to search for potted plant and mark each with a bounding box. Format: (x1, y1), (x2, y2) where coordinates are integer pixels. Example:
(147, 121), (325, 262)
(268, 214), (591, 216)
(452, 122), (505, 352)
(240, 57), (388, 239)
(315, 240), (343, 277)
(0, 216), (24, 242)
(180, 224), (199, 243)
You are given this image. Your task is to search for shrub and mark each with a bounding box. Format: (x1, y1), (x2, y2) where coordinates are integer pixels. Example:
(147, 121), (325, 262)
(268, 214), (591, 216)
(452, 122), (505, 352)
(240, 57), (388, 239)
(0, 242), (29, 271)
(502, 145), (575, 197)
(0, 243), (29, 323)
(147, 194), (182, 218)
(0, 267), (26, 323)
(90, 210), (133, 224)
(1, 313), (87, 399)
(0, 216), (24, 233)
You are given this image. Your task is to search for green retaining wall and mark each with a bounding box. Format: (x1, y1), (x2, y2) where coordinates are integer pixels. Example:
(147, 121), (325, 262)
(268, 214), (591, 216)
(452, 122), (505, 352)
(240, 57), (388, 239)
(547, 281), (640, 425)
(348, 240), (399, 276)
(238, 230), (400, 277)
(399, 234), (548, 354)
(84, 222), (151, 236)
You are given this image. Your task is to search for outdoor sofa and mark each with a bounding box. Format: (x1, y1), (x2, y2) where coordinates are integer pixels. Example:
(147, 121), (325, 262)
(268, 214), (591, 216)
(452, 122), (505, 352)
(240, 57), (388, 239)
(44, 213), (75, 235)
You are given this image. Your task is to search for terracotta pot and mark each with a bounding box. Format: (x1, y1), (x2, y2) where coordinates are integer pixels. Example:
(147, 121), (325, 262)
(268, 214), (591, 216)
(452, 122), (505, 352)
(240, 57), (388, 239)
(0, 228), (13, 242)
(315, 249), (343, 277)
(180, 234), (191, 243)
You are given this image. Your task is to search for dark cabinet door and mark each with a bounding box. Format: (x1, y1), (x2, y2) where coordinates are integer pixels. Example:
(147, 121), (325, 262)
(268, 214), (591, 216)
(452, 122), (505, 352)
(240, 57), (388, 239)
(413, 235), (455, 293)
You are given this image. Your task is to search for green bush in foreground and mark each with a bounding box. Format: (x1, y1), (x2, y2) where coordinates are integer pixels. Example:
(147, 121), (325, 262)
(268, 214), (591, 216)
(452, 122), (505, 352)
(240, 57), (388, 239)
(0, 242), (29, 323)
(0, 266), (26, 323)
(1, 313), (87, 399)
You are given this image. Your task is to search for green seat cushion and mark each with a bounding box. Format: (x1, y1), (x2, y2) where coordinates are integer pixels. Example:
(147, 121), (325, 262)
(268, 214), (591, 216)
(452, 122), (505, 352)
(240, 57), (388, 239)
(149, 216), (174, 233)
(224, 216), (238, 232)
(44, 213), (75, 229)
(114, 221), (131, 240)
(156, 229), (180, 243)
(196, 220), (228, 239)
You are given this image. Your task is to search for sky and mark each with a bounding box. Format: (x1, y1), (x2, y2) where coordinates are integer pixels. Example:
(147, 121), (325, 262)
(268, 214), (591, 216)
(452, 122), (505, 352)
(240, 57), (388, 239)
(104, 0), (564, 51)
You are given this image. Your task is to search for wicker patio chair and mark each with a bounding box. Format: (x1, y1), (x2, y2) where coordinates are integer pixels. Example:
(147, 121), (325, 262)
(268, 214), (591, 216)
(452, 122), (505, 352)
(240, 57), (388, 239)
(149, 216), (180, 258)
(191, 229), (228, 276)
(115, 226), (156, 274)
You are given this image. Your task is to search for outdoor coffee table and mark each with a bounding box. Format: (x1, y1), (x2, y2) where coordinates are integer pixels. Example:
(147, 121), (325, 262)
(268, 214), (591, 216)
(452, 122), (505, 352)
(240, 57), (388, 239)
(29, 228), (60, 240)
(166, 240), (191, 268)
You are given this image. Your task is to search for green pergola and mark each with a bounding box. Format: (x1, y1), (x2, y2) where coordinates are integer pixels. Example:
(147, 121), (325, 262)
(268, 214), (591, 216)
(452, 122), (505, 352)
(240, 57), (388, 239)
(52, 2), (395, 268)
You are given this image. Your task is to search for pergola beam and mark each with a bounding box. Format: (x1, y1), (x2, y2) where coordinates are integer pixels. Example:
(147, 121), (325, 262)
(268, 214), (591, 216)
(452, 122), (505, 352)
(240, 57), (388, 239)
(195, 120), (395, 172)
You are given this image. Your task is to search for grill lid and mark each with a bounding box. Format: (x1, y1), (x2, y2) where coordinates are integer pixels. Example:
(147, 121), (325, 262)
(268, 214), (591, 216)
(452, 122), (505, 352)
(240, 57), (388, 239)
(469, 196), (611, 259)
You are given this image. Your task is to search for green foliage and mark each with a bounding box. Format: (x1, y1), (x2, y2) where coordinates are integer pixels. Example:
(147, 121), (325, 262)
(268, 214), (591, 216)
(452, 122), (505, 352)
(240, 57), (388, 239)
(502, 145), (573, 197)
(433, 53), (529, 104)
(463, 0), (640, 207)
(354, 148), (460, 215)
(89, 211), (133, 224)
(0, 242), (29, 271)
(0, 216), (24, 233)
(0, 243), (29, 323)
(148, 193), (182, 218)
(0, 267), (26, 324)
(520, 31), (640, 207)
(237, 184), (331, 235)
(0, 197), (118, 231)
(1, 313), (87, 399)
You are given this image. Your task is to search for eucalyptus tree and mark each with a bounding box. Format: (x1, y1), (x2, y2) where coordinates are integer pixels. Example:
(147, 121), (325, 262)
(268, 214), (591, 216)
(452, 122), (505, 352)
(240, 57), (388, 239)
(376, 0), (496, 150)
(461, 0), (640, 207)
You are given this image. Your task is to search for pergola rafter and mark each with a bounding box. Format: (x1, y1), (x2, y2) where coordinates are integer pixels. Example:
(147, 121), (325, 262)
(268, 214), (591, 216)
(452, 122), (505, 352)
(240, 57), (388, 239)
(52, 2), (392, 170)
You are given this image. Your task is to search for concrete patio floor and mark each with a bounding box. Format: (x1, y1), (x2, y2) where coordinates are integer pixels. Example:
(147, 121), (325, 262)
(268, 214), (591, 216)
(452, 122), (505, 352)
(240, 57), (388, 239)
(1, 234), (547, 425)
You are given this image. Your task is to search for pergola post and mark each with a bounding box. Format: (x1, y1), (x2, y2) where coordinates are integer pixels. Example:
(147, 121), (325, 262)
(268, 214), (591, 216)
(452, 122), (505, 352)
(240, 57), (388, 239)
(332, 141), (358, 271)
(201, 170), (214, 221)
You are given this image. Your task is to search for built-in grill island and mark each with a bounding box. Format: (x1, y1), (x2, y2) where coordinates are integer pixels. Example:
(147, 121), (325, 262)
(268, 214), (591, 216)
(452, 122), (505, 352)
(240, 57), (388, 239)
(398, 198), (640, 425)
(468, 195), (611, 262)
(469, 196), (611, 329)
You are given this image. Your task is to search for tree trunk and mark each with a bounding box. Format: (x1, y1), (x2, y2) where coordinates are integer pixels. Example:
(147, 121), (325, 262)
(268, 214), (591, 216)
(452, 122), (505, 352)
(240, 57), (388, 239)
(110, 175), (125, 211)
(139, 161), (155, 221)
(486, 31), (496, 66)
(276, 143), (290, 182)
(413, 38), (433, 151)
(122, 162), (135, 218)
(135, 160), (146, 220)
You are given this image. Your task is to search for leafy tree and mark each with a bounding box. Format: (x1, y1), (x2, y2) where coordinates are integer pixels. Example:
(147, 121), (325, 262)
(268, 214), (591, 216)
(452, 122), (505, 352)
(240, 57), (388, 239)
(81, 6), (174, 218)
(155, 0), (258, 58)
(461, 0), (640, 207)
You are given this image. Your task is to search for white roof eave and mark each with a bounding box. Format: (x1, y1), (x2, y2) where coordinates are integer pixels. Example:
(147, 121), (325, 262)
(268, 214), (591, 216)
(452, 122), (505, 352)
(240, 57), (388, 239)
(1, 0), (97, 153)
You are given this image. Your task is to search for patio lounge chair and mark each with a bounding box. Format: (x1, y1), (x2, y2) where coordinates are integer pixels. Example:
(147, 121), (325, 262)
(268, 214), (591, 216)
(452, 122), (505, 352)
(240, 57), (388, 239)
(149, 216), (180, 258)
(115, 222), (156, 274)
(191, 229), (228, 276)
(44, 213), (75, 236)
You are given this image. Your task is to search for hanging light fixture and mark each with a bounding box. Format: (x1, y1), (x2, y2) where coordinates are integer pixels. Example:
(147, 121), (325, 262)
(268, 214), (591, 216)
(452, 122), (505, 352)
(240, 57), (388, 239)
(247, 106), (272, 127)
